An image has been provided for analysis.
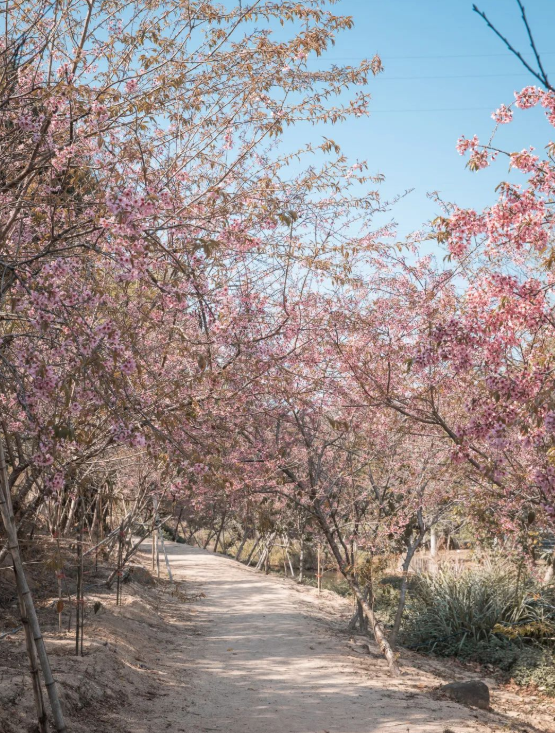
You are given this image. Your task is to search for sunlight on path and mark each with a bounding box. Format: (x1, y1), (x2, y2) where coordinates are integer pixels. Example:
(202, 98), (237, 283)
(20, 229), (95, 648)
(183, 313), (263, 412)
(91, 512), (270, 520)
(134, 543), (488, 733)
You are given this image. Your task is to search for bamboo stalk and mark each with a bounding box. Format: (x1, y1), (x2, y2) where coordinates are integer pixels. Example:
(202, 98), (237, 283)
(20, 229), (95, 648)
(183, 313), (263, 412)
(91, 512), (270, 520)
(16, 567), (49, 733)
(75, 508), (83, 656)
(0, 442), (67, 731)
(159, 527), (173, 582)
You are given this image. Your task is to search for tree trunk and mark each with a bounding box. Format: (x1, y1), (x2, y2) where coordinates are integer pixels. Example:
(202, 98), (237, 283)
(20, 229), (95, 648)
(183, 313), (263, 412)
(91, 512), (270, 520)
(348, 593), (369, 633)
(255, 544), (266, 570)
(349, 575), (401, 675)
(264, 539), (272, 574)
(61, 494), (78, 535)
(430, 526), (437, 558)
(264, 532), (277, 575)
(429, 525), (438, 574)
(255, 532), (276, 573)
(173, 507), (184, 541)
(213, 512), (226, 553)
(182, 521), (198, 546)
(203, 529), (215, 549)
(313, 500), (400, 676)
(235, 531), (249, 562)
(390, 536), (424, 647)
(245, 535), (260, 565)
(155, 507), (173, 583)
(544, 547), (555, 584)
(286, 544), (294, 577)
(0, 443), (67, 731)
(107, 532), (150, 588)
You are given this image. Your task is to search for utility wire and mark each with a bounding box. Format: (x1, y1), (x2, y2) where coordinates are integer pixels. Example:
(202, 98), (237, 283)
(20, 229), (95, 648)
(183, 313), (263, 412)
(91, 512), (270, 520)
(374, 72), (536, 81)
(315, 51), (555, 61)
(370, 107), (505, 113)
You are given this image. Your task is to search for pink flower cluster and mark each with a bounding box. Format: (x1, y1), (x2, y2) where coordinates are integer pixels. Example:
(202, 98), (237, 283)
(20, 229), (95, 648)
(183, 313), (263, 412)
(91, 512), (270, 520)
(491, 104), (513, 124)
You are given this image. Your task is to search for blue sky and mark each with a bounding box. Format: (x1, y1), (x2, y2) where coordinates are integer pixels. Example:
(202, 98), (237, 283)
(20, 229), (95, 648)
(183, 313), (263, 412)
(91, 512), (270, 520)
(299, 0), (555, 237)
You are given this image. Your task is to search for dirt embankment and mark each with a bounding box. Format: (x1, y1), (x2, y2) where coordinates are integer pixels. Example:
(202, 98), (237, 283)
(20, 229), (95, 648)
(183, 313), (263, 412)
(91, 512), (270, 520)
(2, 541), (555, 733)
(0, 553), (195, 733)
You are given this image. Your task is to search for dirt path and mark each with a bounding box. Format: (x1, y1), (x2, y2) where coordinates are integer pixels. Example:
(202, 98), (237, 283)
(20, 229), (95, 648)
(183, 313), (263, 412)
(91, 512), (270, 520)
(4, 541), (552, 733)
(117, 541), (530, 733)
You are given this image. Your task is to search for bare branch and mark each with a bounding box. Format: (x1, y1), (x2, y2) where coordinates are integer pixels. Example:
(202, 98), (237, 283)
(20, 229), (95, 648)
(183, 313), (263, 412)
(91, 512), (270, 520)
(473, 2), (553, 91)
(517, 0), (551, 89)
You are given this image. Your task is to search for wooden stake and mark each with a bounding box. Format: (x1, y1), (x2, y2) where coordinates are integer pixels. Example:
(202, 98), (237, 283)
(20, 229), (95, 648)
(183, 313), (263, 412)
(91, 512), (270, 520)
(153, 497), (160, 578)
(151, 520), (156, 570)
(285, 537), (294, 577)
(159, 528), (173, 582)
(55, 535), (63, 633)
(56, 578), (63, 633)
(66, 588), (72, 633)
(298, 535), (305, 583)
(116, 522), (124, 605)
(75, 509), (84, 656)
(317, 545), (322, 595)
(95, 490), (103, 573)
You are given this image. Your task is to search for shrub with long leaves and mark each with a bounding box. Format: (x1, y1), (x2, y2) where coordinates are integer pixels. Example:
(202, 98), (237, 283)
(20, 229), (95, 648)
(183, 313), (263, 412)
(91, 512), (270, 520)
(403, 561), (555, 655)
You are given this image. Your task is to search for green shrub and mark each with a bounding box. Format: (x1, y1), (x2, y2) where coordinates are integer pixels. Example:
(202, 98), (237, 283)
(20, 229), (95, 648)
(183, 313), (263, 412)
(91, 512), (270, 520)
(402, 561), (555, 656)
(512, 647), (555, 695)
(446, 637), (520, 670)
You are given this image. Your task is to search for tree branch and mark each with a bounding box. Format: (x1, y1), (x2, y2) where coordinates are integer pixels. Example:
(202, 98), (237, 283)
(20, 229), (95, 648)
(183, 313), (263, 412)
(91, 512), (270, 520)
(473, 3), (553, 91)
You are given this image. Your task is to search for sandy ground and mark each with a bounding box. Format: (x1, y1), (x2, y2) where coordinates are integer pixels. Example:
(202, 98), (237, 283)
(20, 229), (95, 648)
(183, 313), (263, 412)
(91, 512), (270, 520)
(2, 541), (554, 733)
(118, 542), (553, 733)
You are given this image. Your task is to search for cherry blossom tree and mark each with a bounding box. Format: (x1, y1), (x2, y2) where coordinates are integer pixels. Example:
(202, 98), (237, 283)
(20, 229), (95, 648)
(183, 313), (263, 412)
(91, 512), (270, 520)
(332, 83), (555, 573)
(0, 1), (386, 728)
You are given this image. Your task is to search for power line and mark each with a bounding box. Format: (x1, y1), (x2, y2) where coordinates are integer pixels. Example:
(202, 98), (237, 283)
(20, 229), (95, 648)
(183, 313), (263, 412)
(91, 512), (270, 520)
(376, 72), (534, 81)
(316, 51), (555, 61)
(371, 107), (498, 113)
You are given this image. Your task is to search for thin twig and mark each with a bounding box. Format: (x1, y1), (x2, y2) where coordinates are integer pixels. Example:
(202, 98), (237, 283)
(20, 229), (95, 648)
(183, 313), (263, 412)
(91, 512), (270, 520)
(473, 2), (553, 91)
(517, 0), (551, 89)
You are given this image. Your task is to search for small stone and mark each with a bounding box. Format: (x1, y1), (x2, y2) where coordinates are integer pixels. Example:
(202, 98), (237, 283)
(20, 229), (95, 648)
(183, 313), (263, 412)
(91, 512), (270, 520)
(438, 680), (490, 710)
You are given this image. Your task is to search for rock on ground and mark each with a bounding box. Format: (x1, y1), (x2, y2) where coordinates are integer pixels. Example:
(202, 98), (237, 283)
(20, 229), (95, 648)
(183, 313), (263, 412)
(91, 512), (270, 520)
(438, 680), (490, 710)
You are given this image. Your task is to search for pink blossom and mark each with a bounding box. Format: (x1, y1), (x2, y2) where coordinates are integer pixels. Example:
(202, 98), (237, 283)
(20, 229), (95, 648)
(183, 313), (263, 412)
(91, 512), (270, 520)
(492, 104), (513, 124)
(456, 134), (479, 155)
(514, 85), (542, 109)
(510, 148), (539, 173)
